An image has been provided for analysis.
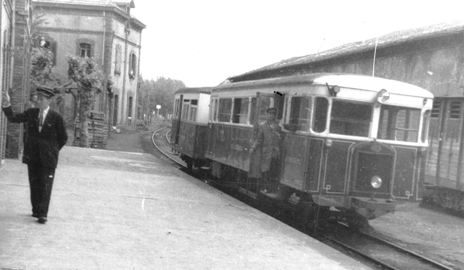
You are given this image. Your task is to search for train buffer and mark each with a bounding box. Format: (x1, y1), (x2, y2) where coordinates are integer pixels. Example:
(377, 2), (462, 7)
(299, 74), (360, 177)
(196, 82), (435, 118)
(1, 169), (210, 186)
(0, 146), (371, 269)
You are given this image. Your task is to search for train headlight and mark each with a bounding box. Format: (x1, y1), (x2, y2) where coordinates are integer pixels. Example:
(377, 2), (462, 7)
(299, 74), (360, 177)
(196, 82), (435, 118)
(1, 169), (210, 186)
(377, 89), (390, 103)
(370, 175), (382, 189)
(326, 139), (333, 147)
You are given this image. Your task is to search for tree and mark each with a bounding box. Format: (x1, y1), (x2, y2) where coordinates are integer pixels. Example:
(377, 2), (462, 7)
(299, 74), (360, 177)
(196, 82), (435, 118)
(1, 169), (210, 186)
(31, 13), (67, 114)
(137, 76), (185, 123)
(66, 55), (103, 147)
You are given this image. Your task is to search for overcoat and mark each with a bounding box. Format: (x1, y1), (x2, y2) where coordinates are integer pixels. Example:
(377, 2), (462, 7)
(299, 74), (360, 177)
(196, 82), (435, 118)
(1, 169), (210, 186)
(248, 120), (282, 177)
(2, 106), (68, 168)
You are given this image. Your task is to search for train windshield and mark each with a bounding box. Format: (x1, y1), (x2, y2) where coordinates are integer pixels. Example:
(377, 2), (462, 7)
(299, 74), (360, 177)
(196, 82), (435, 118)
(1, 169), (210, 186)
(378, 105), (421, 142)
(329, 100), (372, 137)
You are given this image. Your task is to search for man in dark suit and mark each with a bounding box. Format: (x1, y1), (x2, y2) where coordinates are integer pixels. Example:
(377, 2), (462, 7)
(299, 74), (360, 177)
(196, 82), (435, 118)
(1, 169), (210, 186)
(2, 86), (68, 224)
(249, 107), (291, 200)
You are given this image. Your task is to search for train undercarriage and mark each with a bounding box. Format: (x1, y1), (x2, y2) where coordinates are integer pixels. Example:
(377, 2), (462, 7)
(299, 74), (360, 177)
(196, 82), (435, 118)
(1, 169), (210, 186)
(190, 159), (395, 230)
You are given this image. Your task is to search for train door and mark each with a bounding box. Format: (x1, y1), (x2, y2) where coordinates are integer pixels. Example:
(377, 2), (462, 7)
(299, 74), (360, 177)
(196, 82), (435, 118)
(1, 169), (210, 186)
(280, 95), (312, 191)
(248, 92), (285, 181)
(173, 95), (183, 144)
(427, 98), (464, 190)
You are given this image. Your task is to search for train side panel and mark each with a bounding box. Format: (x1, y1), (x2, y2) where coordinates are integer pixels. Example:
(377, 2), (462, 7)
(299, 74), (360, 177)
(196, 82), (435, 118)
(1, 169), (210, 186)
(206, 124), (253, 172)
(172, 121), (209, 161)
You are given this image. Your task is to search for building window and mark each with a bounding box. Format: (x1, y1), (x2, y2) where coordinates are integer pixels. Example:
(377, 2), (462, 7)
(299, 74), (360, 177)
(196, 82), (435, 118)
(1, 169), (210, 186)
(80, 43), (91, 58)
(431, 99), (441, 118)
(114, 45), (121, 75)
(128, 96), (133, 117)
(129, 52), (137, 79)
(449, 100), (461, 119)
(39, 37), (57, 66)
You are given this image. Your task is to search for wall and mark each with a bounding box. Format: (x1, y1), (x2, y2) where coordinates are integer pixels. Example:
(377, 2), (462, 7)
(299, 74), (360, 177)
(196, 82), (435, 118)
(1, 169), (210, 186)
(0, 0), (13, 166)
(5, 0), (31, 158)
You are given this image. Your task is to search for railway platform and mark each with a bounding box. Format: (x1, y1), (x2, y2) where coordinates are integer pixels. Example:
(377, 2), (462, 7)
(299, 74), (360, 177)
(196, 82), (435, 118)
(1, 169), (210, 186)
(0, 145), (371, 269)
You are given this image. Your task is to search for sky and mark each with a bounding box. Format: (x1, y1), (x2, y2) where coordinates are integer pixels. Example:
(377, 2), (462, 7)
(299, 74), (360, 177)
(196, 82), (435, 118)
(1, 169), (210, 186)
(131, 0), (464, 87)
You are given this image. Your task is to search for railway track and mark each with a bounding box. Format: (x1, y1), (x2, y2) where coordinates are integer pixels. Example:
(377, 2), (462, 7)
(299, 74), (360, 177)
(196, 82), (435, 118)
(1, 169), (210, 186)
(322, 222), (454, 270)
(151, 126), (455, 270)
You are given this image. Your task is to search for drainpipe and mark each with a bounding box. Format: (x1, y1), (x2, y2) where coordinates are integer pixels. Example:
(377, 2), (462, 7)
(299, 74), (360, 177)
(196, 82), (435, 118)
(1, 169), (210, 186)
(121, 21), (129, 126)
(9, 0), (15, 90)
(136, 26), (142, 121)
(101, 10), (107, 113)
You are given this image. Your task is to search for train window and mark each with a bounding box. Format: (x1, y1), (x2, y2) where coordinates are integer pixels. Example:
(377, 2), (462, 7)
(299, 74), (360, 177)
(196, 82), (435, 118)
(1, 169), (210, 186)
(218, 99), (232, 122)
(378, 105), (420, 142)
(422, 110), (431, 143)
(232, 98), (249, 124)
(258, 96), (274, 123)
(330, 100), (372, 137)
(173, 99), (178, 117)
(213, 99), (218, 121)
(250, 98), (257, 125)
(313, 97), (328, 133)
(189, 100), (198, 121)
(181, 103), (189, 120)
(287, 96), (312, 131)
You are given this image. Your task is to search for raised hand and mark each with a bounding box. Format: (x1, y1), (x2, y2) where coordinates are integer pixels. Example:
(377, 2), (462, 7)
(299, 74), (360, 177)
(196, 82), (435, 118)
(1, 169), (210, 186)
(2, 88), (10, 107)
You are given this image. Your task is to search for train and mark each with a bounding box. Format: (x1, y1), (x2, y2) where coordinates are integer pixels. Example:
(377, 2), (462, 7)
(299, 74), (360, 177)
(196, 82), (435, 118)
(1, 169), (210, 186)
(170, 73), (434, 228)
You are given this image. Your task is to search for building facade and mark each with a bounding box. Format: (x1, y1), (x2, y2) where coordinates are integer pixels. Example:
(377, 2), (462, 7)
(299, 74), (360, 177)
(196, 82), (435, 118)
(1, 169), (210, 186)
(0, 0), (32, 161)
(33, 0), (145, 127)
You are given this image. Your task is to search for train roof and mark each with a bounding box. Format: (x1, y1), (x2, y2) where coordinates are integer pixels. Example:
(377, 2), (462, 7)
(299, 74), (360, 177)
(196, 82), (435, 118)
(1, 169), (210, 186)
(214, 73), (433, 98)
(174, 87), (213, 95)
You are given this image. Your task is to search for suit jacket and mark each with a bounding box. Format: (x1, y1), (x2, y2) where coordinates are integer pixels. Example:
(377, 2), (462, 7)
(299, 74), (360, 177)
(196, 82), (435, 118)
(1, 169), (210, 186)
(3, 106), (68, 168)
(250, 120), (282, 173)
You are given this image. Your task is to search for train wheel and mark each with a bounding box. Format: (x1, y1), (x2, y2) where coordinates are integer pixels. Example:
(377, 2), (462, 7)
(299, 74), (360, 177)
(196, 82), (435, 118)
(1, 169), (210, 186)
(185, 158), (193, 171)
(345, 210), (371, 231)
(296, 193), (331, 232)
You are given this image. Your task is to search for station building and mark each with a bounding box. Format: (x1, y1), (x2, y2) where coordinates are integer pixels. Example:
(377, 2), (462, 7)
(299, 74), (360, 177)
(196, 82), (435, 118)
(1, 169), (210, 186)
(229, 20), (464, 194)
(32, 0), (145, 127)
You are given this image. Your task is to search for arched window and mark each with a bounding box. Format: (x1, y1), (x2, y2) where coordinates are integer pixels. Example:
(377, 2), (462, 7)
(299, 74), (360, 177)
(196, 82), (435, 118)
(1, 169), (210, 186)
(39, 37), (57, 66)
(129, 52), (137, 79)
(114, 44), (122, 75)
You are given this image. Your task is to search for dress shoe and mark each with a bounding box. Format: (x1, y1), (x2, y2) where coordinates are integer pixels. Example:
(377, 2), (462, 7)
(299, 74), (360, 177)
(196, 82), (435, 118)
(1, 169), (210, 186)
(38, 217), (47, 224)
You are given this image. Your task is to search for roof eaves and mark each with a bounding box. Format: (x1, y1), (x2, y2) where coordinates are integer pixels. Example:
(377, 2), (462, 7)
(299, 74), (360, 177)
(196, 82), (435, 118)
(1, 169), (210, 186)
(236, 20), (464, 78)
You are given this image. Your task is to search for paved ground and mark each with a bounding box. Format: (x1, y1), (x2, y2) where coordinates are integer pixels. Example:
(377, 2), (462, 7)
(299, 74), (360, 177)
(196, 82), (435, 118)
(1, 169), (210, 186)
(0, 141), (372, 269)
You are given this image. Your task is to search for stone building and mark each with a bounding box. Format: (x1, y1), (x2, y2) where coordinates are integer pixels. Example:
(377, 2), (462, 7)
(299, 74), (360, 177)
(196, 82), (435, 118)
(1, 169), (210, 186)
(0, 0), (32, 162)
(229, 20), (464, 195)
(32, 0), (145, 127)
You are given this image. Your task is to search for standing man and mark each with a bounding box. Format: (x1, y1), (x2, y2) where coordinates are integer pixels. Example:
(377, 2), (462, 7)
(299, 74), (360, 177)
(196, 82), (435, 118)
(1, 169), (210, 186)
(249, 107), (290, 200)
(2, 86), (68, 224)
(23, 87), (38, 144)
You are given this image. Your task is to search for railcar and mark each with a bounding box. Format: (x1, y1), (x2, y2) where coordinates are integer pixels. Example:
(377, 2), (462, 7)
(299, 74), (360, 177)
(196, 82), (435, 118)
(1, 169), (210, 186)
(170, 87), (212, 169)
(204, 73), (433, 226)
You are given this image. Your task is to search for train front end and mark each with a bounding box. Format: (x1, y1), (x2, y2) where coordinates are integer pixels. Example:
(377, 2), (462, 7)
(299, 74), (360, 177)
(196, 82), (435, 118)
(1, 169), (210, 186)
(312, 76), (433, 221)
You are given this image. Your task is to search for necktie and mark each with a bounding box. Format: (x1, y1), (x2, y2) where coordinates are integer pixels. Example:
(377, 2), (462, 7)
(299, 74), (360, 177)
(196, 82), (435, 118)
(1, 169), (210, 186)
(39, 110), (44, 131)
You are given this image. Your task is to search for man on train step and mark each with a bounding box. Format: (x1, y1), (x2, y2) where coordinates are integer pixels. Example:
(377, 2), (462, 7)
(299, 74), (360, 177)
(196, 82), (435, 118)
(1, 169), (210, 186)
(249, 107), (291, 200)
